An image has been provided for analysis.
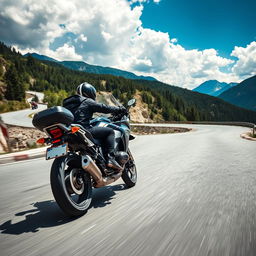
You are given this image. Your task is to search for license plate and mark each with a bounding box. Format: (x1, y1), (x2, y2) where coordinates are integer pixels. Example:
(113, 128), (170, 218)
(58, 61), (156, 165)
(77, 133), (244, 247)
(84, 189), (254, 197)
(46, 143), (67, 160)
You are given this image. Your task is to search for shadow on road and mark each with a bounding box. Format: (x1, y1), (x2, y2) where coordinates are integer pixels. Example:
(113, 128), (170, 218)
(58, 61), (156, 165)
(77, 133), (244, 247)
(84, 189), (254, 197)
(0, 184), (126, 235)
(0, 200), (74, 235)
(91, 184), (126, 208)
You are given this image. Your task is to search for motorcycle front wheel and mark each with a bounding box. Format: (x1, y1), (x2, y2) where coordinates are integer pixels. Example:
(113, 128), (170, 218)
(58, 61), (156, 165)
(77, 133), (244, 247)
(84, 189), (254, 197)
(122, 149), (137, 188)
(50, 154), (92, 216)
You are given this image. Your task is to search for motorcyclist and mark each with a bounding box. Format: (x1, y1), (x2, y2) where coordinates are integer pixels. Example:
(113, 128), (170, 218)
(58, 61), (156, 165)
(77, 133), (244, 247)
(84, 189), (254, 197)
(63, 82), (126, 170)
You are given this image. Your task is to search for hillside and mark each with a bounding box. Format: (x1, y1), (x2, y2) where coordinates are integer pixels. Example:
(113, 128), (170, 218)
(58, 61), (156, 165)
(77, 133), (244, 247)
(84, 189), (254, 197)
(193, 80), (237, 96)
(25, 53), (157, 82)
(137, 80), (256, 122)
(24, 53), (58, 62)
(1, 42), (256, 123)
(218, 75), (256, 111)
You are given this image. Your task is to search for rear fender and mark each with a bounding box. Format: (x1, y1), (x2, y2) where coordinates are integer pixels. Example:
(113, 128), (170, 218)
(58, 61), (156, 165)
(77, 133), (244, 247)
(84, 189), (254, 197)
(129, 134), (136, 140)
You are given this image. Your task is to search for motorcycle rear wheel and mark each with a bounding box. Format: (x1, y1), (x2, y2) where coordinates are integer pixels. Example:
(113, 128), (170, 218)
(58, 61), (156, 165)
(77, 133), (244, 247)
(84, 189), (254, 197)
(50, 155), (92, 216)
(122, 149), (137, 188)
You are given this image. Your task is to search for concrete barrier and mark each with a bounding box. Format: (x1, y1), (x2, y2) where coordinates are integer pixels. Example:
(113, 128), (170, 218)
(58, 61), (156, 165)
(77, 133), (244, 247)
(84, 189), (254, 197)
(0, 147), (46, 164)
(1, 122), (254, 165)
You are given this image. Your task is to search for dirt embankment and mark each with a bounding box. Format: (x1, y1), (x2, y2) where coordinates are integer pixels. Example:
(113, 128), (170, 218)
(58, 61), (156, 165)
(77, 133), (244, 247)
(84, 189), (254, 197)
(129, 93), (154, 123)
(2, 124), (191, 153)
(97, 91), (156, 123)
(131, 125), (191, 135)
(6, 125), (44, 151)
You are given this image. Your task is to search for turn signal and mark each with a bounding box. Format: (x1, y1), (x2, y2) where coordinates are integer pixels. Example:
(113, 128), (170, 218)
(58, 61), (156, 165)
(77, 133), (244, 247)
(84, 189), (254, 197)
(71, 126), (80, 134)
(37, 138), (45, 144)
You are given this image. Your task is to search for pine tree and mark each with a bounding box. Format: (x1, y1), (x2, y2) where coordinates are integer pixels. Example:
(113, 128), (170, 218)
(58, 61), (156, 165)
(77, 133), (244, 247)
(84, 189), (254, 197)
(32, 94), (39, 103)
(26, 55), (36, 67)
(0, 64), (4, 78)
(4, 65), (25, 101)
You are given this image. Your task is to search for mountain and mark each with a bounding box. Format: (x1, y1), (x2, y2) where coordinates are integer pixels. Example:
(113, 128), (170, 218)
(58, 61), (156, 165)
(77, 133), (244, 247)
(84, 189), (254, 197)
(138, 79), (256, 122)
(1, 42), (256, 122)
(24, 53), (58, 62)
(60, 61), (157, 81)
(218, 75), (256, 111)
(193, 80), (238, 96)
(24, 53), (157, 82)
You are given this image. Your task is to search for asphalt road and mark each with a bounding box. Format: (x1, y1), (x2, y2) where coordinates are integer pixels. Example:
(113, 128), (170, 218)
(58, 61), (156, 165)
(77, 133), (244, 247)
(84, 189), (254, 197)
(0, 125), (256, 256)
(0, 103), (47, 127)
(26, 91), (45, 103)
(0, 91), (46, 128)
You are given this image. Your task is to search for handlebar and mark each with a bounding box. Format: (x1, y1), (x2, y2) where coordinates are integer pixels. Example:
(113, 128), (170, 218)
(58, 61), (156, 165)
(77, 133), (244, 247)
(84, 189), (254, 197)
(110, 110), (129, 122)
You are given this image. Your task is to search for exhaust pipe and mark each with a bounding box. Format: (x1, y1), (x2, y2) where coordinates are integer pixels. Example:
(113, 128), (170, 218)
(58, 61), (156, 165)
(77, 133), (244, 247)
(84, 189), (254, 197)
(81, 155), (122, 188)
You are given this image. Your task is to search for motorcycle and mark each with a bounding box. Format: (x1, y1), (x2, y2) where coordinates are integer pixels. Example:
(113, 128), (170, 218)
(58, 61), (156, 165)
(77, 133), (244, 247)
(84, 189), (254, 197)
(32, 99), (137, 216)
(31, 101), (38, 110)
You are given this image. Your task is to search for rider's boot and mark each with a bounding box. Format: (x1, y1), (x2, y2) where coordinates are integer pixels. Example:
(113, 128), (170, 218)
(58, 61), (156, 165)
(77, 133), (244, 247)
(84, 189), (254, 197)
(107, 153), (122, 171)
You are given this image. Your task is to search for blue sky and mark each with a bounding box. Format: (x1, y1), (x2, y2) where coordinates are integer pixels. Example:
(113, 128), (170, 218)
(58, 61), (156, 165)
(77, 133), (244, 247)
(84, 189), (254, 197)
(0, 0), (255, 89)
(140, 0), (256, 58)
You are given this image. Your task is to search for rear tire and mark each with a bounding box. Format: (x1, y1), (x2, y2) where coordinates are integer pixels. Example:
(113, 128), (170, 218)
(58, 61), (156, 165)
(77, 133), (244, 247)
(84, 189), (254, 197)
(122, 149), (137, 188)
(50, 155), (92, 217)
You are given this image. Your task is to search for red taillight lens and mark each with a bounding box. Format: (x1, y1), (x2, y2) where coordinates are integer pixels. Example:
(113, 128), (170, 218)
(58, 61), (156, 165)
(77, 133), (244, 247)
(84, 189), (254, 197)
(48, 127), (63, 138)
(71, 126), (80, 133)
(52, 139), (61, 144)
(37, 138), (45, 144)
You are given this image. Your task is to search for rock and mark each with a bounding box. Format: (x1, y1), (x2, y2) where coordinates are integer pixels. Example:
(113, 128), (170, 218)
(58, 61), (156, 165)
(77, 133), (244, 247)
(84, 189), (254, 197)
(26, 139), (37, 148)
(17, 133), (23, 139)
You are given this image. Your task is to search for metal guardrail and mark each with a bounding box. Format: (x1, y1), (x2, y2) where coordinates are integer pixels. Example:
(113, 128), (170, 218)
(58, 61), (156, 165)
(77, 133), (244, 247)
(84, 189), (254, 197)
(132, 121), (256, 137)
(182, 122), (255, 136)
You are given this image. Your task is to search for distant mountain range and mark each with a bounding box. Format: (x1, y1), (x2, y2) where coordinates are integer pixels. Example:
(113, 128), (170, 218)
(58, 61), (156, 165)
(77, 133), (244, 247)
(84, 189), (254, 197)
(22, 52), (256, 113)
(1, 41), (255, 123)
(218, 75), (256, 111)
(24, 53), (157, 82)
(192, 80), (238, 96)
(24, 53), (58, 63)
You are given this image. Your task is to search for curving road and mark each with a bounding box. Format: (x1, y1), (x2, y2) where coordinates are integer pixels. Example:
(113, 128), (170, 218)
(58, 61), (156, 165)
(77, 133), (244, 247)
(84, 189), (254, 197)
(0, 125), (256, 256)
(0, 104), (47, 128)
(0, 91), (46, 128)
(26, 91), (45, 103)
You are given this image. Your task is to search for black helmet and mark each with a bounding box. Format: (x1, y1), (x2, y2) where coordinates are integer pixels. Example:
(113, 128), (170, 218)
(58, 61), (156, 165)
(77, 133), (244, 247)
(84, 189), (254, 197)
(77, 82), (97, 100)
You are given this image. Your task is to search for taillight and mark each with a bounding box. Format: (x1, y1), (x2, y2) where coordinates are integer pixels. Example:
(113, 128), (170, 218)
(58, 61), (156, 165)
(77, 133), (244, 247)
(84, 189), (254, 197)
(37, 138), (45, 144)
(52, 139), (61, 144)
(48, 127), (63, 139)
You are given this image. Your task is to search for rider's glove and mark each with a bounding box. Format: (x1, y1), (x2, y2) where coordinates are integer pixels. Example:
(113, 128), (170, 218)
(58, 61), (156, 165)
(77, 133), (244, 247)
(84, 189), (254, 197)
(118, 106), (127, 114)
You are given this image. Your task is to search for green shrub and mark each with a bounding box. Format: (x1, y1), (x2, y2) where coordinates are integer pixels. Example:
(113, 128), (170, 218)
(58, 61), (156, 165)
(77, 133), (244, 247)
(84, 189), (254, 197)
(0, 100), (29, 113)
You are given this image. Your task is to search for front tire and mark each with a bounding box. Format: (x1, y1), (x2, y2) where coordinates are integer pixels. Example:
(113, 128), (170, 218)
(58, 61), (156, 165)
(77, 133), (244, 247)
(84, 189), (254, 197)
(122, 149), (137, 188)
(50, 155), (92, 216)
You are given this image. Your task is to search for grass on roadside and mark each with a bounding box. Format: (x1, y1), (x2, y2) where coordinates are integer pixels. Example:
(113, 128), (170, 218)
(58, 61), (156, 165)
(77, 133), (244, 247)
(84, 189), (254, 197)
(250, 133), (256, 138)
(28, 113), (35, 118)
(0, 100), (29, 113)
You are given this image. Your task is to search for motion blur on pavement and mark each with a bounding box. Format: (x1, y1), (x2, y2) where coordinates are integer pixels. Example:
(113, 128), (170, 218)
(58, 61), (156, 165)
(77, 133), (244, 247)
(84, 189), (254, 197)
(1, 124), (256, 256)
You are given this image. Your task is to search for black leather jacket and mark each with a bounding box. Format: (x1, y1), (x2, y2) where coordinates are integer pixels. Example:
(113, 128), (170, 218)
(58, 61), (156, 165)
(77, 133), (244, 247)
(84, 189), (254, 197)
(63, 95), (121, 128)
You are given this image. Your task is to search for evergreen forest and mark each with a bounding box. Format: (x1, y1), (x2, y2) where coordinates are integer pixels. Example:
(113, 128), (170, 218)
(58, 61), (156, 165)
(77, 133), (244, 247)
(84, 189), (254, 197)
(1, 42), (256, 123)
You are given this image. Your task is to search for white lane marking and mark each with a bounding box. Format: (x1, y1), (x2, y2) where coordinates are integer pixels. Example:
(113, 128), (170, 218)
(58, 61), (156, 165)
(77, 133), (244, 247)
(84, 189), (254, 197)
(81, 224), (96, 235)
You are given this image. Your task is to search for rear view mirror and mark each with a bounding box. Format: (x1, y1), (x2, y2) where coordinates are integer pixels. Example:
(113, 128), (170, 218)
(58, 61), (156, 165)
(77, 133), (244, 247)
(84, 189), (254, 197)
(127, 99), (136, 107)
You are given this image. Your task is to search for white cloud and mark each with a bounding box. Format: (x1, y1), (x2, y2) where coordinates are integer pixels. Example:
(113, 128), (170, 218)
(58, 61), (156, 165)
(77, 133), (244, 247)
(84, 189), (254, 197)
(171, 38), (178, 43)
(0, 0), (251, 89)
(54, 44), (82, 61)
(101, 31), (113, 42)
(129, 0), (161, 3)
(43, 44), (82, 61)
(129, 0), (148, 3)
(231, 41), (256, 78)
(78, 34), (88, 42)
(120, 28), (236, 88)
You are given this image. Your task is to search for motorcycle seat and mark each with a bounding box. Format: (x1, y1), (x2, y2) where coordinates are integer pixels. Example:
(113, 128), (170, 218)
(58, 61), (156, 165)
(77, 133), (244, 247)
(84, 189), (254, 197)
(71, 124), (102, 146)
(92, 138), (102, 145)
